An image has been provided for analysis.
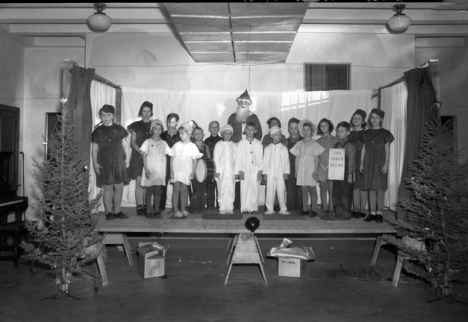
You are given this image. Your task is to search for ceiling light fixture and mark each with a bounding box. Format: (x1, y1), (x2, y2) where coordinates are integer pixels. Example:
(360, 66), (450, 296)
(87, 3), (112, 31)
(387, 4), (412, 32)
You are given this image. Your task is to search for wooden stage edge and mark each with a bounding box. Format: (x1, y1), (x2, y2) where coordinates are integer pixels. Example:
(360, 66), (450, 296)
(95, 208), (397, 235)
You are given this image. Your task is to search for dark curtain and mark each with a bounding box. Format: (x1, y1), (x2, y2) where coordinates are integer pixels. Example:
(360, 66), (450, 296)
(68, 66), (95, 170)
(397, 68), (438, 220)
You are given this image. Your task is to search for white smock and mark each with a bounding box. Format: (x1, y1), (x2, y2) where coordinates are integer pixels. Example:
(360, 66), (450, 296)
(140, 138), (173, 187)
(171, 141), (203, 185)
(290, 139), (325, 186)
(262, 143), (290, 212)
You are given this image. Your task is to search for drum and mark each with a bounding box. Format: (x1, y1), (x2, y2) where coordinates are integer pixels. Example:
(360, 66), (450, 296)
(195, 159), (216, 183)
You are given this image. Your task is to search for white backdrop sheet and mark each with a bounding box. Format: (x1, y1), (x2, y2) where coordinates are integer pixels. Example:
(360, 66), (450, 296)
(381, 82), (408, 211)
(117, 88), (373, 206)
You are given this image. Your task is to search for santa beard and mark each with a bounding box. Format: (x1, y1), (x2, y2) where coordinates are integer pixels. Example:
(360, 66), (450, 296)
(235, 106), (250, 123)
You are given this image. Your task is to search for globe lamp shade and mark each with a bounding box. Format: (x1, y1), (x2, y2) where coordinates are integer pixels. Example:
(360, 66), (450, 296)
(387, 4), (412, 32)
(88, 3), (112, 31)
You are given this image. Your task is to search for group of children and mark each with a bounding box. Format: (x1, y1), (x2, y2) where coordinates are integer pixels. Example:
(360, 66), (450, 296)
(91, 102), (394, 223)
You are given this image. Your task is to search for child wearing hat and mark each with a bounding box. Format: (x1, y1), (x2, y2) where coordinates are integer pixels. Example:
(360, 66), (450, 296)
(214, 124), (238, 214)
(140, 119), (173, 219)
(91, 104), (130, 221)
(349, 109), (368, 219)
(359, 109), (394, 223)
(289, 120), (325, 217)
(170, 121), (203, 218)
(262, 126), (290, 215)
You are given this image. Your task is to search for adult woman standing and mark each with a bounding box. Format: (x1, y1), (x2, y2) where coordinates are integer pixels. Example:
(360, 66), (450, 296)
(128, 101), (153, 216)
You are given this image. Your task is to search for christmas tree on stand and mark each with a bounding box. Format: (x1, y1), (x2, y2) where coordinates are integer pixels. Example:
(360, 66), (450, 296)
(385, 118), (468, 301)
(22, 98), (102, 297)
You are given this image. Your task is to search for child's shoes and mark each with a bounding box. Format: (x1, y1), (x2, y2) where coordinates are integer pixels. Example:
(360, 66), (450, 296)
(264, 210), (275, 215)
(174, 211), (184, 218)
(182, 210), (190, 217)
(279, 210), (290, 215)
(219, 210), (226, 215)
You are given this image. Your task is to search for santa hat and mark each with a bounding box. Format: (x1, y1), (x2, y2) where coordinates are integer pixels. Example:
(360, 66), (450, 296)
(221, 124), (234, 134)
(269, 126), (281, 138)
(369, 108), (385, 119)
(238, 89), (251, 101)
(352, 109), (367, 120)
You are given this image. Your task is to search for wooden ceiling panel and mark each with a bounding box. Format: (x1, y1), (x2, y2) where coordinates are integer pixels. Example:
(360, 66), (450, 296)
(229, 3), (309, 17)
(165, 2), (308, 63)
(236, 52), (288, 62)
(165, 3), (229, 17)
(174, 24), (231, 33)
(191, 52), (234, 63)
(232, 32), (296, 42)
(185, 42), (232, 53)
(170, 16), (230, 27)
(180, 32), (231, 42)
(233, 42), (292, 53)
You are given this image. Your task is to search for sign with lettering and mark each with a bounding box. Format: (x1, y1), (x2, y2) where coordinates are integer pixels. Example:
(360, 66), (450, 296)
(328, 148), (345, 180)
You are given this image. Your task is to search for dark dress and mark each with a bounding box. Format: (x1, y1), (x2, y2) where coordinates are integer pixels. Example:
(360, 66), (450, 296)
(91, 123), (129, 188)
(204, 135), (222, 208)
(127, 120), (152, 179)
(349, 130), (365, 190)
(191, 143), (211, 212)
(359, 128), (394, 191)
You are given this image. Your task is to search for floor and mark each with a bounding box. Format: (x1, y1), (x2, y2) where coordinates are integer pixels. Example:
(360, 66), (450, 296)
(1, 236), (467, 322)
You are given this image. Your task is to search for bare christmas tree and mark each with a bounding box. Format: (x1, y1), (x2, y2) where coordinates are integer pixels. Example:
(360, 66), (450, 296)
(22, 98), (102, 292)
(385, 118), (468, 299)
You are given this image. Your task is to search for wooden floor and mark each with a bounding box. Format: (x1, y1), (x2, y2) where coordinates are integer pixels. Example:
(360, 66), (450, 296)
(95, 208), (397, 235)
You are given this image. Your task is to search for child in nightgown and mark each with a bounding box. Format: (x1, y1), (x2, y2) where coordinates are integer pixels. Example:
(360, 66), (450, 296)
(141, 119), (172, 219)
(170, 121), (203, 218)
(290, 120), (325, 217)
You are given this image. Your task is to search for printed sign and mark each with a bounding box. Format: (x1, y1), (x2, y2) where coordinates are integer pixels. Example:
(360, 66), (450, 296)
(328, 148), (345, 180)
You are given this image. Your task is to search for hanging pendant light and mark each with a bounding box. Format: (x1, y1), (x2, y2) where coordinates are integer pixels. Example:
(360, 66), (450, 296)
(387, 4), (412, 32)
(87, 3), (112, 31)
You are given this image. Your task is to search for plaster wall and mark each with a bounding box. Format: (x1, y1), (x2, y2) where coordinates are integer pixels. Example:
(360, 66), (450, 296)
(415, 46), (468, 161)
(85, 32), (414, 93)
(23, 47), (85, 219)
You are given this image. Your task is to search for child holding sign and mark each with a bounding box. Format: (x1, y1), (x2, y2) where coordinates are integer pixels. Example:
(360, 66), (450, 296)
(331, 122), (356, 220)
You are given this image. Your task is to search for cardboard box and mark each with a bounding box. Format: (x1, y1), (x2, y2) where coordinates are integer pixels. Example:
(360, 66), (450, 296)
(137, 242), (167, 279)
(138, 252), (165, 279)
(278, 257), (307, 278)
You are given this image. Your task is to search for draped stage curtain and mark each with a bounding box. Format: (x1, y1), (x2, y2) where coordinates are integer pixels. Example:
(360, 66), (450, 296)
(117, 88), (372, 206)
(397, 68), (438, 220)
(89, 80), (116, 212)
(381, 82), (408, 211)
(68, 66), (95, 170)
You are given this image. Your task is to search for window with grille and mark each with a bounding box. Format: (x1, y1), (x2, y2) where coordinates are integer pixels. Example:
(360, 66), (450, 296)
(304, 63), (351, 91)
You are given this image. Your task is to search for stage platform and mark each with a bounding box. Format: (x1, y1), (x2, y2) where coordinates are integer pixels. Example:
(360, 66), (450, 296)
(95, 208), (397, 235)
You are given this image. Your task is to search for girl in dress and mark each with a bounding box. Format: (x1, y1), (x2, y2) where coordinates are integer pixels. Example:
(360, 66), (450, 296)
(91, 104), (130, 221)
(128, 101), (153, 216)
(359, 109), (394, 223)
(316, 118), (338, 215)
(141, 119), (172, 219)
(348, 109), (367, 219)
(170, 121), (203, 218)
(290, 120), (325, 217)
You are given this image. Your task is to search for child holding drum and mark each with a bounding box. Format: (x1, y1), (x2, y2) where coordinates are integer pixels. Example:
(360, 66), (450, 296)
(141, 119), (173, 219)
(191, 127), (211, 213)
(235, 122), (263, 213)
